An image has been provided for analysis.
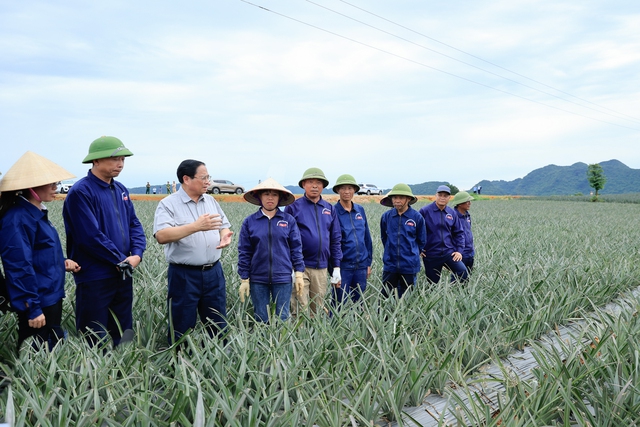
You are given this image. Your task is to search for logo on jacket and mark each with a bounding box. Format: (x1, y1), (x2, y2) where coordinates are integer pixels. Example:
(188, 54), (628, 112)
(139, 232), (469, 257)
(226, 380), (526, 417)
(405, 219), (416, 227)
(122, 192), (129, 201)
(277, 220), (289, 228)
(355, 213), (363, 221)
(322, 208), (331, 215)
(446, 214), (453, 221)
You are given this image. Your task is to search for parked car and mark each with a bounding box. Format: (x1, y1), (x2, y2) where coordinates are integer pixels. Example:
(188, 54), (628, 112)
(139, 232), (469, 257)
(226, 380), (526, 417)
(57, 181), (74, 194)
(207, 180), (245, 195)
(357, 184), (383, 195)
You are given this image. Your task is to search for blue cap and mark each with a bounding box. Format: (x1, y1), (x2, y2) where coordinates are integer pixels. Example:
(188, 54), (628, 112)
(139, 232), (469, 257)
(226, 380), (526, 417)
(436, 185), (451, 194)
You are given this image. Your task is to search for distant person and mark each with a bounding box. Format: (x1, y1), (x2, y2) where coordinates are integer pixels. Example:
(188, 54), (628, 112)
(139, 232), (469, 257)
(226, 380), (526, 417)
(418, 185), (468, 285)
(477, 185), (482, 194)
(0, 152), (81, 352)
(63, 136), (146, 347)
(166, 181), (171, 194)
(172, 180), (177, 193)
(153, 187), (157, 195)
(472, 186), (477, 194)
(379, 184), (426, 298)
(237, 178), (304, 323)
(284, 168), (342, 317)
(451, 191), (475, 274)
(146, 182), (151, 194)
(332, 174), (372, 307)
(153, 159), (233, 343)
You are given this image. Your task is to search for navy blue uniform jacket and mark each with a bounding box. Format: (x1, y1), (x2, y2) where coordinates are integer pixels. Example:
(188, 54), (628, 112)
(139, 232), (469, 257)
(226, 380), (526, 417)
(63, 170), (146, 284)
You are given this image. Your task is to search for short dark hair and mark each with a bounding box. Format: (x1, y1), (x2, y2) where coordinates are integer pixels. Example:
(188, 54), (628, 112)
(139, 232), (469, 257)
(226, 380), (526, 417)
(176, 159), (205, 184)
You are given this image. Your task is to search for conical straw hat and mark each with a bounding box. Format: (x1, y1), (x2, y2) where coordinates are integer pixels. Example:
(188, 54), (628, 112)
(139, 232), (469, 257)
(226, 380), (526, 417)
(244, 177), (295, 207)
(0, 151), (75, 192)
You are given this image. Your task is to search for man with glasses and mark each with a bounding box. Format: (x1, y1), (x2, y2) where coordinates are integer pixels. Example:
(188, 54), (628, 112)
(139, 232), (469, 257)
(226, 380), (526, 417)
(153, 159), (233, 343)
(418, 185), (469, 285)
(63, 136), (147, 347)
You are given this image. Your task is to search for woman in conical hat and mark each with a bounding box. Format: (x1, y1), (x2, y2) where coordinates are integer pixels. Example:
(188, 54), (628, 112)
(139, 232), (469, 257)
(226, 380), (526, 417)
(0, 151), (81, 353)
(237, 178), (305, 323)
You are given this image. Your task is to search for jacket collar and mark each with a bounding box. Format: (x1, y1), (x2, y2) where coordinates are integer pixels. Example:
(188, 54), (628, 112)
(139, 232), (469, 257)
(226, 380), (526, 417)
(253, 207), (284, 220)
(335, 201), (356, 214)
(302, 193), (325, 205)
(390, 206), (412, 217)
(17, 196), (47, 220)
(87, 169), (113, 188)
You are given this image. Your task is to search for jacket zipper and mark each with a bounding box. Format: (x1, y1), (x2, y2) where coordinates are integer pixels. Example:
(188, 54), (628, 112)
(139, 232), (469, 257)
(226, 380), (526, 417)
(314, 202), (321, 269)
(268, 215), (273, 283)
(349, 208), (360, 269)
(110, 185), (126, 252)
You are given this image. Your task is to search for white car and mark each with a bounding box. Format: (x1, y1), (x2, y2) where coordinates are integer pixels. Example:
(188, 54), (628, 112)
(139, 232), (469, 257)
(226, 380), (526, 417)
(207, 180), (245, 195)
(57, 182), (74, 194)
(357, 184), (383, 195)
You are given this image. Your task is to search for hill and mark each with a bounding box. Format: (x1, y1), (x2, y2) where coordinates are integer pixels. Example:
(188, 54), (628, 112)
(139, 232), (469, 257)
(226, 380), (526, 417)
(125, 160), (638, 197)
(472, 159), (640, 196)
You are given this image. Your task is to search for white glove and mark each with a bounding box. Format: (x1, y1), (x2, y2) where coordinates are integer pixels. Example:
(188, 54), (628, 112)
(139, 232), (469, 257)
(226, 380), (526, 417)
(294, 272), (304, 297)
(330, 267), (341, 285)
(239, 279), (250, 303)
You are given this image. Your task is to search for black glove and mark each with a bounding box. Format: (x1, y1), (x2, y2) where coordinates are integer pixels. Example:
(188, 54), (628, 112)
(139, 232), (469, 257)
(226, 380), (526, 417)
(116, 261), (134, 280)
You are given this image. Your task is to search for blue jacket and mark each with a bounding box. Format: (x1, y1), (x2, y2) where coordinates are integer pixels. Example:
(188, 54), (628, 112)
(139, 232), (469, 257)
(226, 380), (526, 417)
(284, 195), (342, 269)
(237, 209), (305, 283)
(456, 210), (475, 257)
(419, 202), (465, 258)
(334, 201), (372, 271)
(0, 197), (65, 318)
(380, 207), (426, 274)
(63, 170), (146, 284)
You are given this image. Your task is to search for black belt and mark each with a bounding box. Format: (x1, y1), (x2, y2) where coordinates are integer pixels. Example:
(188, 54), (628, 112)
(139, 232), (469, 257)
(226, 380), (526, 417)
(171, 260), (219, 270)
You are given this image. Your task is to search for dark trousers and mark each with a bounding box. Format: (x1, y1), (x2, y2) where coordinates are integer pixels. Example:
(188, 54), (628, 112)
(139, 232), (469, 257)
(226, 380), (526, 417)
(332, 267), (368, 308)
(451, 256), (474, 282)
(168, 262), (227, 344)
(462, 256), (474, 273)
(423, 255), (469, 285)
(382, 271), (416, 299)
(76, 277), (133, 347)
(17, 299), (64, 353)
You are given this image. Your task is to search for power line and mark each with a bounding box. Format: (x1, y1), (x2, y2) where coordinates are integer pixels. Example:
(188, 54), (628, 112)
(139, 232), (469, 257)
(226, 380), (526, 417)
(306, 0), (640, 126)
(237, 0), (640, 131)
(337, 0), (640, 124)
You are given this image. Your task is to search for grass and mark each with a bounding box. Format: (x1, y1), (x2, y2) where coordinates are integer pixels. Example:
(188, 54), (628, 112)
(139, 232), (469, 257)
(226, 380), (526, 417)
(1, 199), (640, 425)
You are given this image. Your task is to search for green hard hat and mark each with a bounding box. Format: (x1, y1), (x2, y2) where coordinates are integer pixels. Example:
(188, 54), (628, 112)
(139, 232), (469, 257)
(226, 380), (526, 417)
(332, 174), (360, 193)
(380, 183), (417, 207)
(82, 136), (134, 164)
(298, 167), (329, 189)
(451, 191), (474, 206)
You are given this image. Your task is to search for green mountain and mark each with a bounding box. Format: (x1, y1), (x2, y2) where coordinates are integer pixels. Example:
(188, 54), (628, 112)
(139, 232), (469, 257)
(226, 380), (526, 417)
(127, 160), (638, 197)
(472, 159), (640, 196)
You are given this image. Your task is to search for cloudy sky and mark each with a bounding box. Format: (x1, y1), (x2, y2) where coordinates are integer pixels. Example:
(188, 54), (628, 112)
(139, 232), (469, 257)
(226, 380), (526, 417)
(1, 0), (639, 192)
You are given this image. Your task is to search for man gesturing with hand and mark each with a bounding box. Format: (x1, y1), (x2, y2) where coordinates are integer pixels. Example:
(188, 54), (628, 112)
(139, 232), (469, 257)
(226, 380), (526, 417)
(154, 159), (233, 343)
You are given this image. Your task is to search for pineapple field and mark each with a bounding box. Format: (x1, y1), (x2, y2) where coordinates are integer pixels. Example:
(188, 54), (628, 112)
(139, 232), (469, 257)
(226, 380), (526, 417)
(1, 198), (640, 426)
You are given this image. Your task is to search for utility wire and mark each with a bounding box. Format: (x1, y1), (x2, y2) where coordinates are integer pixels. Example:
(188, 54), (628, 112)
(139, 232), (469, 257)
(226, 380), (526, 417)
(238, 0), (640, 131)
(337, 0), (640, 124)
(306, 0), (640, 126)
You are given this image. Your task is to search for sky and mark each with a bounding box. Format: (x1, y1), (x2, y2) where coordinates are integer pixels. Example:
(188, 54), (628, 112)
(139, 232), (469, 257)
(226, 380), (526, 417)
(1, 0), (639, 192)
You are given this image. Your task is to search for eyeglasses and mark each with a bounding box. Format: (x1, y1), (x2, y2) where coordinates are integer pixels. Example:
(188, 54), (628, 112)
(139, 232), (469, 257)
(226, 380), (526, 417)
(193, 175), (211, 182)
